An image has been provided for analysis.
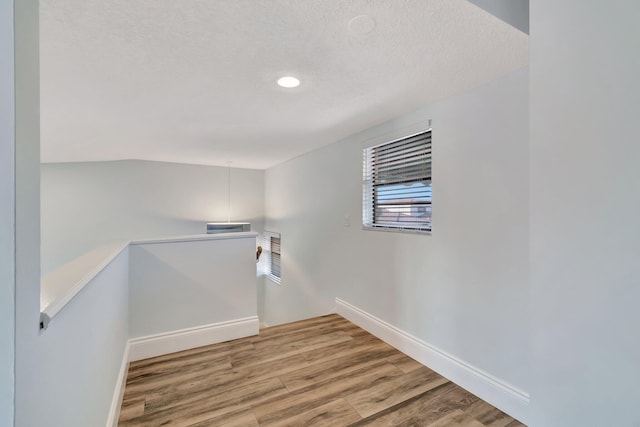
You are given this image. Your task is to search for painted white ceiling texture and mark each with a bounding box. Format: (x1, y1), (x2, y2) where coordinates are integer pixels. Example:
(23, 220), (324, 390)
(40, 0), (528, 169)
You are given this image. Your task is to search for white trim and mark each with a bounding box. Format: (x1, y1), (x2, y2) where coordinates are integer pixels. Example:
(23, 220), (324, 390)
(262, 230), (281, 239)
(362, 225), (432, 236)
(358, 118), (433, 150)
(335, 298), (529, 424)
(365, 127), (432, 150)
(106, 342), (130, 427)
(265, 274), (281, 285)
(128, 316), (259, 362)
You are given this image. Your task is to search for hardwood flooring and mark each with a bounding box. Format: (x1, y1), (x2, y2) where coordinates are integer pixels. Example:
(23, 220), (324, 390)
(119, 314), (525, 427)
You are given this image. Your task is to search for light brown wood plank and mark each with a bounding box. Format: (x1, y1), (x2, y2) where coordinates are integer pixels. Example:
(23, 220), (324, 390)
(426, 409), (486, 427)
(257, 314), (346, 337)
(143, 375), (285, 415)
(127, 353), (233, 383)
(346, 366), (450, 418)
(128, 338), (253, 374)
(263, 398), (361, 427)
(251, 328), (358, 354)
(253, 362), (403, 425)
(124, 355), (232, 397)
(143, 353), (309, 406)
(280, 345), (399, 391)
(254, 316), (356, 346)
(464, 399), (527, 427)
(117, 396), (145, 422)
(300, 333), (388, 365)
(351, 382), (478, 426)
(120, 377), (287, 426)
(170, 407), (259, 427)
(230, 330), (353, 369)
(387, 352), (425, 373)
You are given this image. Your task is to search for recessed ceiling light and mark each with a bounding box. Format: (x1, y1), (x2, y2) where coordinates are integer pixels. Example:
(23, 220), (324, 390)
(277, 76), (300, 88)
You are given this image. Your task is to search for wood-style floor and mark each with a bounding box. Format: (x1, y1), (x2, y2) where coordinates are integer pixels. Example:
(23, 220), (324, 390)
(119, 314), (525, 427)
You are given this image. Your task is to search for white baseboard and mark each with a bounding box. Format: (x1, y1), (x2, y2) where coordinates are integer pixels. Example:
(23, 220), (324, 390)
(106, 342), (130, 427)
(335, 298), (529, 424)
(128, 316), (259, 362)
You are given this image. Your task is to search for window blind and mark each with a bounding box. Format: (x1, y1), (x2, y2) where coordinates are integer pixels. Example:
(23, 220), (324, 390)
(270, 235), (281, 280)
(363, 130), (432, 232)
(262, 231), (281, 283)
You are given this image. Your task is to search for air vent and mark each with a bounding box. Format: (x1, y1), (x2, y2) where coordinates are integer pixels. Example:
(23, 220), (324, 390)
(206, 223), (251, 234)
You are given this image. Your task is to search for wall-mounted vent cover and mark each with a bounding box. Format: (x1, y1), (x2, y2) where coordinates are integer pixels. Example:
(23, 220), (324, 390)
(206, 223), (251, 234)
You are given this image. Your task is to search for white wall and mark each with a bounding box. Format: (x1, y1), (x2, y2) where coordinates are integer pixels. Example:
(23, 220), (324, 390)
(129, 235), (258, 338)
(11, 7), (131, 425)
(41, 160), (265, 273)
(530, 2), (640, 426)
(0, 0), (16, 423)
(13, 0), (42, 426)
(265, 68), (529, 397)
(20, 250), (129, 427)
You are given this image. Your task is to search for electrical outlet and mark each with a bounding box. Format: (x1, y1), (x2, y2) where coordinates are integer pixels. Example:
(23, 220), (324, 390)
(343, 214), (351, 227)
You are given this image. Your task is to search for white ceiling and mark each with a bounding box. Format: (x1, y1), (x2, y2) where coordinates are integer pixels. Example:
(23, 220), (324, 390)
(40, 0), (528, 170)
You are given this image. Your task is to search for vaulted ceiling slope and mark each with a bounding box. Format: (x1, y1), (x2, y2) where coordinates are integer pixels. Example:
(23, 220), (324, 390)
(40, 0), (528, 169)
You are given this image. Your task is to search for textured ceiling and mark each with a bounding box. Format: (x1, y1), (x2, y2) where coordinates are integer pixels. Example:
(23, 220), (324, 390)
(40, 0), (528, 169)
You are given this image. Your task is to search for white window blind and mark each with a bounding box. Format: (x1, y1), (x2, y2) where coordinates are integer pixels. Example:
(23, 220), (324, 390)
(262, 231), (281, 284)
(363, 130), (432, 233)
(270, 235), (281, 281)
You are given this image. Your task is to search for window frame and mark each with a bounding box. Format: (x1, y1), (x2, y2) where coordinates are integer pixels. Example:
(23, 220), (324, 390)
(362, 128), (432, 234)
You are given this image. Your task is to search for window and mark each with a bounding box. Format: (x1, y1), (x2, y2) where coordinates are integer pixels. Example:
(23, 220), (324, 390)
(363, 129), (432, 233)
(270, 235), (281, 282)
(262, 231), (281, 284)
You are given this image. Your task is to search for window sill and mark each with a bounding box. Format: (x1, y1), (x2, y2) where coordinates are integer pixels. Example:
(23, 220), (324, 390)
(362, 225), (432, 236)
(265, 274), (281, 285)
